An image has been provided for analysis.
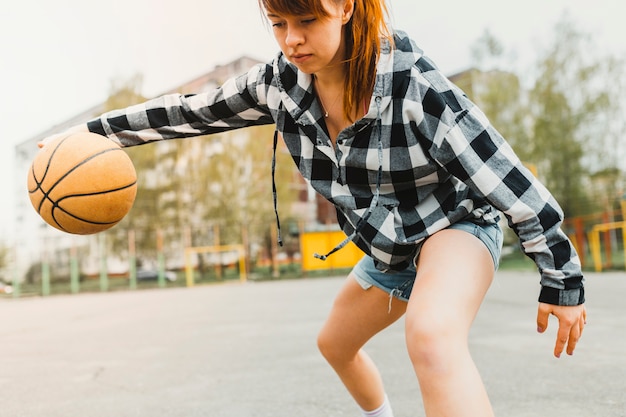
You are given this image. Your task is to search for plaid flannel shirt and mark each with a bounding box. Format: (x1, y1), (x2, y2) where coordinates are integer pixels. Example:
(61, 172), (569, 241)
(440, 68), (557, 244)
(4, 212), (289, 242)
(86, 31), (584, 306)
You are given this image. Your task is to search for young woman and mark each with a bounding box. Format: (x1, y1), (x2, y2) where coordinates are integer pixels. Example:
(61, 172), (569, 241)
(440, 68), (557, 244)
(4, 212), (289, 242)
(43, 0), (586, 415)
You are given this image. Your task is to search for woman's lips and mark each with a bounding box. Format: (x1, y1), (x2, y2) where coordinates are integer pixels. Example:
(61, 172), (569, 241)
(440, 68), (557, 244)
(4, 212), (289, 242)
(290, 53), (312, 64)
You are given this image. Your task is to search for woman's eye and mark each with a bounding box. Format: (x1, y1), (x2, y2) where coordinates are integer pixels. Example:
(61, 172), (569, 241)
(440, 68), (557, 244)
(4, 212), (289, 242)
(302, 18), (316, 24)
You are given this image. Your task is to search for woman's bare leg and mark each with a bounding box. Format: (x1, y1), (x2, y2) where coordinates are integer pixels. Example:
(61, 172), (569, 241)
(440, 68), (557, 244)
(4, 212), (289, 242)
(317, 275), (407, 411)
(405, 229), (496, 417)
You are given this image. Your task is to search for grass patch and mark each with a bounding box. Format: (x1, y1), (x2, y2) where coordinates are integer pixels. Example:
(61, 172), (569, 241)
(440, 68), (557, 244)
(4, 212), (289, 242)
(498, 250), (536, 272)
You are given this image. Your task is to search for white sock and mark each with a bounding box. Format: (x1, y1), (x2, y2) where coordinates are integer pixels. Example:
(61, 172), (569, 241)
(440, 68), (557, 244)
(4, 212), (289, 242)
(361, 394), (394, 417)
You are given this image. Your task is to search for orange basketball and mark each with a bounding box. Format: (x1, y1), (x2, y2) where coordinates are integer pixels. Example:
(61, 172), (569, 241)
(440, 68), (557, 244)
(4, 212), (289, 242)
(27, 131), (137, 235)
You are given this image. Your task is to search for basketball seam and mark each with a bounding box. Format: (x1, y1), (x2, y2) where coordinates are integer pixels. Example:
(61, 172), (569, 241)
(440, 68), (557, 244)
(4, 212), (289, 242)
(33, 145), (132, 214)
(49, 183), (137, 232)
(28, 134), (72, 213)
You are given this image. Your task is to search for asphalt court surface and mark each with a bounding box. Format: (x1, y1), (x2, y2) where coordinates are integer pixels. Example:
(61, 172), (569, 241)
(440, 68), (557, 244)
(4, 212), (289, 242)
(1, 270), (625, 417)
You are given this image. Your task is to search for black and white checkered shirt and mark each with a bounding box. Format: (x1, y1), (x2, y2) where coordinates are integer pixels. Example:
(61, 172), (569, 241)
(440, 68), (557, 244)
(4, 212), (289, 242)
(87, 31), (583, 306)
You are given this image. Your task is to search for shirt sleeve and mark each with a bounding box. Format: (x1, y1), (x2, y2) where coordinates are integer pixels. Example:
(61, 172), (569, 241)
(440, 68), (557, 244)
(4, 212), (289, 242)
(416, 64), (584, 306)
(86, 63), (275, 147)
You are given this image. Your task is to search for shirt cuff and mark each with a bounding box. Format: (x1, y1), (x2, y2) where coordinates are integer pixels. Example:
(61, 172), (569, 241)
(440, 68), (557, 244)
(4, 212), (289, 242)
(538, 286), (585, 306)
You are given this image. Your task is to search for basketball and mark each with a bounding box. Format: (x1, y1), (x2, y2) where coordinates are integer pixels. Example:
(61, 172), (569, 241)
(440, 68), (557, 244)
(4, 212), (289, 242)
(27, 131), (137, 235)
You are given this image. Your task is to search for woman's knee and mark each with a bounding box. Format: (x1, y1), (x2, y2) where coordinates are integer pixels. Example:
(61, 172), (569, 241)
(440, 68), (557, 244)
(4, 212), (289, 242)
(404, 313), (468, 370)
(317, 326), (353, 365)
(316, 327), (334, 359)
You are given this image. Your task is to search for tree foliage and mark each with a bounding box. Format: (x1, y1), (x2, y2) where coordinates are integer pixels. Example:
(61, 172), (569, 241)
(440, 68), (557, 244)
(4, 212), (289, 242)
(100, 75), (298, 264)
(470, 17), (625, 218)
(0, 243), (9, 280)
(527, 18), (615, 216)
(170, 125), (297, 248)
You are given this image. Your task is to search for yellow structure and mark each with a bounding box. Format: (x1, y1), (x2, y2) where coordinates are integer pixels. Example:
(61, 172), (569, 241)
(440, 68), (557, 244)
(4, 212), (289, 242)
(587, 202), (626, 272)
(587, 222), (626, 272)
(300, 230), (363, 271)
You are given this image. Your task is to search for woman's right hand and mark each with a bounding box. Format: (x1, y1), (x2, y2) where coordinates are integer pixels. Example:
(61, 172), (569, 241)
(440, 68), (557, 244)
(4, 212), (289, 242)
(38, 124), (89, 149)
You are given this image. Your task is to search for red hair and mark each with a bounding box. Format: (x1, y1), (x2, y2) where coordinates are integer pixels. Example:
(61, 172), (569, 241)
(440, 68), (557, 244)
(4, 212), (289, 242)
(259, 0), (393, 121)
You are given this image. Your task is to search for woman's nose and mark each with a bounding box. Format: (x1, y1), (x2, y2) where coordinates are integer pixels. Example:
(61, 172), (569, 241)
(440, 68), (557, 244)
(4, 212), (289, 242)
(285, 25), (304, 47)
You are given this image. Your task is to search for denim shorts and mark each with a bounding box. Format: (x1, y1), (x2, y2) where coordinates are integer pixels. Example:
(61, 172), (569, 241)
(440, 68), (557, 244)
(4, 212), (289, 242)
(352, 221), (503, 302)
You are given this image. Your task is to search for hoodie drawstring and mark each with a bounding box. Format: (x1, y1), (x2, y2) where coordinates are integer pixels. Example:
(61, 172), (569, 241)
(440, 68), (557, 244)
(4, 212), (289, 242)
(271, 129), (283, 247)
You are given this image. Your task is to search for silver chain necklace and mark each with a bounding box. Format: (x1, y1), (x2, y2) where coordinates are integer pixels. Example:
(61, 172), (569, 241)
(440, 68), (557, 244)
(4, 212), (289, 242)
(314, 76), (342, 118)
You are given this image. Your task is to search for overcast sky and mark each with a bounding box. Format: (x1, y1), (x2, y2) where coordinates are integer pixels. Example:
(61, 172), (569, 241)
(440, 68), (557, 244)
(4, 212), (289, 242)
(0, 0), (623, 238)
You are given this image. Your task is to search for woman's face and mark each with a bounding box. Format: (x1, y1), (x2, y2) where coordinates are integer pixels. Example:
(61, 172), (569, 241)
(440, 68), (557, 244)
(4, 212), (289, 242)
(266, 0), (353, 75)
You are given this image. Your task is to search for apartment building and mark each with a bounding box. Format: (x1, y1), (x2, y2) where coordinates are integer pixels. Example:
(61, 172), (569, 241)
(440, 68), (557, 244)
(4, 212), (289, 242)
(13, 56), (322, 282)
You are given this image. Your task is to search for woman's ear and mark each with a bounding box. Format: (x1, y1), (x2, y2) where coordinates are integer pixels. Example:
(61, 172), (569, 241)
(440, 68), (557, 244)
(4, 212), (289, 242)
(341, 0), (355, 23)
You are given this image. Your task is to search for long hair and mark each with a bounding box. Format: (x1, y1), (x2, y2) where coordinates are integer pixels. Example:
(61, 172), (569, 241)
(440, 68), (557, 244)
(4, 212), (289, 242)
(259, 0), (394, 122)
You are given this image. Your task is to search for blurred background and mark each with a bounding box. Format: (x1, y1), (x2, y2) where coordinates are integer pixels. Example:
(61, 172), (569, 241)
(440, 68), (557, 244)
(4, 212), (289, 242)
(0, 0), (624, 296)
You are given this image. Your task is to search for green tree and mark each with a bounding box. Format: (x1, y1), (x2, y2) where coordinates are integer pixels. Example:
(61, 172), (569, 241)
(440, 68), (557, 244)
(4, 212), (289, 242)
(528, 17), (615, 217)
(183, 125), (297, 247)
(99, 75), (157, 258)
(469, 30), (531, 160)
(469, 18), (625, 218)
(104, 74), (146, 112)
(0, 242), (9, 282)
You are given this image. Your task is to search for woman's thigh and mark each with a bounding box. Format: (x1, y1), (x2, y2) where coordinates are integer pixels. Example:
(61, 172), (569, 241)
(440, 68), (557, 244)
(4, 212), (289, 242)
(407, 228), (497, 336)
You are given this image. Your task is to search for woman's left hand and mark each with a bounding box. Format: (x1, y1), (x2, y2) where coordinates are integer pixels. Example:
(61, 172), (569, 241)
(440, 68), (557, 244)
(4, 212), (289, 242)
(536, 302), (587, 358)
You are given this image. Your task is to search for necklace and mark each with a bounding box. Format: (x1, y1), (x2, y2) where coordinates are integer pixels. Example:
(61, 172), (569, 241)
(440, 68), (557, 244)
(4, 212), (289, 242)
(314, 77), (342, 118)
(318, 94), (341, 118)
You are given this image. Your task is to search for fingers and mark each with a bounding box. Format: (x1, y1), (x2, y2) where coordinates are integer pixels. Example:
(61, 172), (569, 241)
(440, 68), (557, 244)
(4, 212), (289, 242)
(565, 319), (582, 356)
(38, 133), (63, 149)
(536, 303), (550, 333)
(569, 305), (587, 356)
(554, 320), (576, 358)
(38, 125), (89, 149)
(537, 303), (586, 358)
